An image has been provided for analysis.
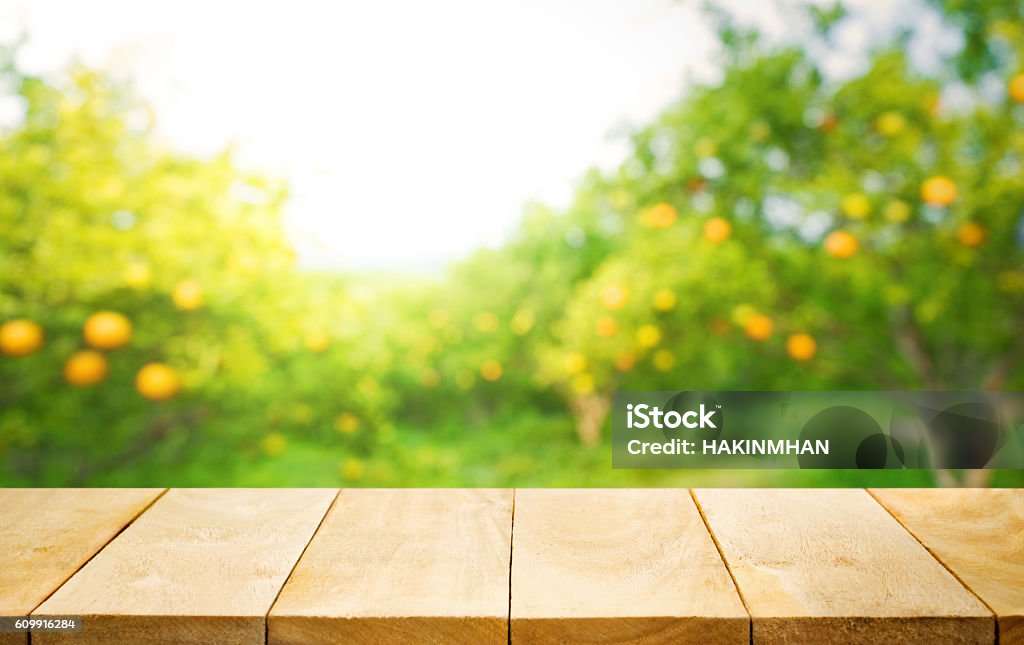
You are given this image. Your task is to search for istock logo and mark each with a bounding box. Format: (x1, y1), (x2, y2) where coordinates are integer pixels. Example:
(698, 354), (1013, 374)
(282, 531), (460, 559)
(626, 403), (718, 429)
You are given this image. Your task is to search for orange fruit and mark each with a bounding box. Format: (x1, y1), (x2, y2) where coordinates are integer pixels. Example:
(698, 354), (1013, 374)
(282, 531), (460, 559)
(64, 350), (109, 387)
(595, 316), (618, 338)
(480, 359), (503, 381)
(876, 111), (906, 136)
(652, 349), (676, 372)
(635, 324), (661, 349)
(652, 288), (677, 311)
(510, 309), (534, 335)
(884, 200), (911, 223)
(0, 319), (44, 357)
(644, 203), (677, 228)
(744, 314), (773, 341)
(841, 193), (871, 219)
(613, 351), (635, 372)
(83, 311), (132, 350)
(571, 373), (596, 395)
(704, 217), (732, 243)
(335, 412), (360, 435)
(955, 222), (986, 247)
(786, 333), (817, 361)
(172, 280), (204, 310)
(473, 311), (499, 333)
(921, 176), (956, 207)
(1010, 74), (1024, 103)
(475, 311), (499, 333)
(123, 261), (152, 288)
(599, 284), (628, 310)
(135, 363), (182, 400)
(818, 112), (839, 133)
(824, 230), (859, 259)
(564, 353), (587, 374)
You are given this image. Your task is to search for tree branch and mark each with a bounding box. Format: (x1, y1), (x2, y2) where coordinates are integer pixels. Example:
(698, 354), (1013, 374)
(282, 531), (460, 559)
(892, 305), (941, 388)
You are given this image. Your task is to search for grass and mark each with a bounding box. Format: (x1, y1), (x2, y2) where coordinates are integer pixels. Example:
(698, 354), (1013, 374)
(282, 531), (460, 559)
(83, 410), (1024, 488)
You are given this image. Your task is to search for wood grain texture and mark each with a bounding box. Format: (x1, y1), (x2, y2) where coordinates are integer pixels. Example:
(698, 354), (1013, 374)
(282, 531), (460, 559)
(510, 489), (748, 644)
(871, 488), (1024, 644)
(0, 488), (162, 645)
(268, 488), (513, 645)
(693, 489), (993, 644)
(33, 488), (336, 645)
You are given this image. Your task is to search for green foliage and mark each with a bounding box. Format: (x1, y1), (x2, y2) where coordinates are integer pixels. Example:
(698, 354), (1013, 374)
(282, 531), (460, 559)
(1, 2), (1024, 487)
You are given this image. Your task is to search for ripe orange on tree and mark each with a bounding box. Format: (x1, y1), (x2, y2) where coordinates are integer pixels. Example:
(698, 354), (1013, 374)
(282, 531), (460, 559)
(635, 324), (661, 349)
(64, 350), (109, 387)
(652, 349), (675, 372)
(614, 351), (635, 372)
(955, 221), (986, 247)
(564, 353), (587, 374)
(841, 193), (871, 219)
(172, 280), (204, 310)
(0, 319), (44, 357)
(703, 217), (731, 243)
(571, 373), (596, 395)
(336, 412), (360, 435)
(595, 316), (618, 338)
(824, 230), (859, 258)
(599, 284), (628, 310)
(884, 200), (911, 223)
(921, 176), (956, 207)
(480, 359), (503, 382)
(744, 314), (773, 341)
(876, 111), (906, 136)
(786, 333), (817, 361)
(83, 311), (132, 350)
(644, 203), (677, 228)
(136, 363), (182, 400)
(818, 111), (839, 133)
(652, 288), (676, 311)
(1010, 74), (1024, 103)
(123, 261), (152, 288)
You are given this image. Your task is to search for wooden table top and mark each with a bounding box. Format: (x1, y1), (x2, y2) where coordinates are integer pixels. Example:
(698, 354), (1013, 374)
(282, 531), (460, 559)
(0, 488), (1020, 644)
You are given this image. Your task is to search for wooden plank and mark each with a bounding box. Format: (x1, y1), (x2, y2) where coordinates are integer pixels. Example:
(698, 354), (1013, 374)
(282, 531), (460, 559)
(0, 488), (162, 645)
(693, 489), (993, 644)
(871, 488), (1024, 644)
(268, 488), (513, 645)
(33, 488), (336, 645)
(510, 489), (748, 644)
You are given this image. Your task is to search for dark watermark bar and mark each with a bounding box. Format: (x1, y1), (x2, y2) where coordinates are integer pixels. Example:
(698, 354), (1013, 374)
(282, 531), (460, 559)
(612, 391), (1024, 469)
(0, 616), (83, 632)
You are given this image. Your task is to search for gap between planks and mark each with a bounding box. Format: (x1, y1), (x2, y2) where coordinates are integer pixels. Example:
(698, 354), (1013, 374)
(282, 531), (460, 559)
(689, 488), (754, 645)
(31, 488), (169, 621)
(507, 489), (515, 645)
(261, 489), (341, 645)
(865, 489), (1000, 625)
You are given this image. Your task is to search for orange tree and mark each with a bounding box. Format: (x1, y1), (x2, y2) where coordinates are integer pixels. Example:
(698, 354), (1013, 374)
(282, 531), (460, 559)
(0, 53), (386, 484)
(520, 3), (1024, 444)
(358, 1), (1024, 450)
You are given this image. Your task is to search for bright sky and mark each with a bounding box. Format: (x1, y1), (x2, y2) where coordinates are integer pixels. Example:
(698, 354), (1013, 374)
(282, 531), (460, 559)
(0, 0), (953, 272)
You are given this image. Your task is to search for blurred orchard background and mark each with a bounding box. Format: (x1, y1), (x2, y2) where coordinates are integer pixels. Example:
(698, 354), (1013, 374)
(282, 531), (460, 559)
(1, 0), (1024, 487)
